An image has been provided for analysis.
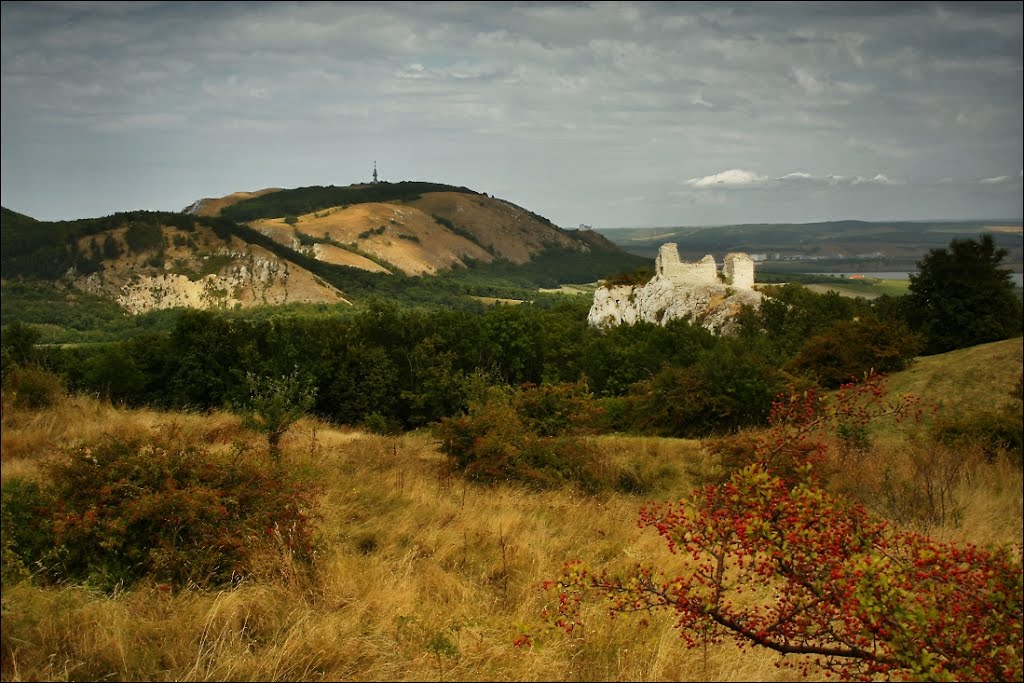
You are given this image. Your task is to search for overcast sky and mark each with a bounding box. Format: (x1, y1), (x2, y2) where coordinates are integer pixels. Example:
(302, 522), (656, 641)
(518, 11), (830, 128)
(2, 1), (1022, 228)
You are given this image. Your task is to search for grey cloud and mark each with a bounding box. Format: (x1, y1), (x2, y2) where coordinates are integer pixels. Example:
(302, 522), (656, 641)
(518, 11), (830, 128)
(2, 1), (1020, 226)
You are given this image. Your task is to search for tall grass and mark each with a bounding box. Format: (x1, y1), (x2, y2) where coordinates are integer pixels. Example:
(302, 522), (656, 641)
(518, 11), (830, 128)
(2, 384), (1021, 681)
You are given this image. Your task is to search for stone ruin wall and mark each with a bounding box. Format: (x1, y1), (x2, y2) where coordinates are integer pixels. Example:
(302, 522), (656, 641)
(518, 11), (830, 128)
(723, 252), (755, 289)
(655, 243), (754, 289)
(656, 244), (718, 284)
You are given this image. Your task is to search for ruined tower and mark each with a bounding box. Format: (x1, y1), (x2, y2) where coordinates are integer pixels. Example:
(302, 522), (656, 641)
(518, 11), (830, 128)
(723, 253), (755, 289)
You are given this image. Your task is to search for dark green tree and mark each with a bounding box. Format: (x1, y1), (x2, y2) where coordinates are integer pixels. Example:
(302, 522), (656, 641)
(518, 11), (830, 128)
(1, 321), (40, 372)
(82, 348), (147, 404)
(734, 284), (858, 367)
(102, 234), (122, 260)
(788, 315), (923, 389)
(124, 221), (165, 253)
(905, 234), (1023, 354)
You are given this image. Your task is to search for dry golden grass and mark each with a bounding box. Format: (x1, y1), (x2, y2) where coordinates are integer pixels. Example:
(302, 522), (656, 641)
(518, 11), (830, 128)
(406, 193), (579, 265)
(192, 188), (284, 217)
(250, 201), (493, 276)
(2, 393), (1020, 681)
(1, 393), (246, 470)
(824, 438), (1023, 549)
(885, 338), (1022, 414)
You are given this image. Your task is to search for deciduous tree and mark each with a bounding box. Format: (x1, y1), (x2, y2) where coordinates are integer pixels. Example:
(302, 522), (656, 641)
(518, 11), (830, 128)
(906, 234), (1022, 354)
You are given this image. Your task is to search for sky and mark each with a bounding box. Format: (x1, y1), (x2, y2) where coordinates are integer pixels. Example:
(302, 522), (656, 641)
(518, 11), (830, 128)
(2, 1), (1022, 228)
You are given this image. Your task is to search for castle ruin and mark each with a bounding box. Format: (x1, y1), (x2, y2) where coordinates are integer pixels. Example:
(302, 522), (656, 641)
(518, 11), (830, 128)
(588, 243), (761, 334)
(655, 243), (754, 289)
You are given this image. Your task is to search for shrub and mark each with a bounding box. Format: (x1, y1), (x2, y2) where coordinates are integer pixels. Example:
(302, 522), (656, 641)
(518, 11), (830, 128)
(931, 406), (1023, 465)
(601, 265), (654, 288)
(144, 252), (165, 268)
(0, 479), (52, 583)
(623, 342), (789, 438)
(928, 371), (1023, 466)
(789, 315), (923, 389)
(123, 221), (164, 253)
(3, 364), (64, 410)
(545, 468), (1023, 682)
(358, 226), (387, 239)
(0, 432), (321, 592)
(542, 380), (1022, 682)
(237, 369), (318, 462)
(434, 382), (608, 491)
(696, 372), (920, 486)
(1, 321), (41, 370)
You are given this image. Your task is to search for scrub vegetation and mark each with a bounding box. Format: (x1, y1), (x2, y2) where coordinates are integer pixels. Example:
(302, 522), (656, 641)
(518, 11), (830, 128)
(1, 233), (1021, 681)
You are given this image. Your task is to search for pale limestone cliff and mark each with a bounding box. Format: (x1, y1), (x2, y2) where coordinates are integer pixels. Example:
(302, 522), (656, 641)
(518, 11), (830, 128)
(76, 234), (349, 314)
(587, 244), (763, 335)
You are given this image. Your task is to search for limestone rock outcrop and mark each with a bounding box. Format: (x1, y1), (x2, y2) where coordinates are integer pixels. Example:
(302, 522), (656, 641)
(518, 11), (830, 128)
(587, 243), (763, 335)
(77, 243), (349, 314)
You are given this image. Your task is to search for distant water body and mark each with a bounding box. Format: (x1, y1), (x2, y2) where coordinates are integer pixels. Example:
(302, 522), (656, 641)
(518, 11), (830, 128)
(812, 271), (1024, 287)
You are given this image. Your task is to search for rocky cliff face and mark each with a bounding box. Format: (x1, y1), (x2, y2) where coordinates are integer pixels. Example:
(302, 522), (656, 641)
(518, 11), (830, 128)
(586, 244), (764, 335)
(73, 226), (348, 314)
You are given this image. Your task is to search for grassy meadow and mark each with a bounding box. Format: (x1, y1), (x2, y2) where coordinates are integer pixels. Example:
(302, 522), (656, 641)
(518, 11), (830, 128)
(804, 276), (911, 299)
(1, 339), (1022, 682)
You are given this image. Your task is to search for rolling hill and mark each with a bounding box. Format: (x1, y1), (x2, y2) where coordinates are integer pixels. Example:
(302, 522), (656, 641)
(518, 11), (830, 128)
(0, 182), (648, 317)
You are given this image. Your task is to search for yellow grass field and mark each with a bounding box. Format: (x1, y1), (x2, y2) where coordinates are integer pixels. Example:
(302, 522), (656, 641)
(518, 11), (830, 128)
(1, 340), (1021, 681)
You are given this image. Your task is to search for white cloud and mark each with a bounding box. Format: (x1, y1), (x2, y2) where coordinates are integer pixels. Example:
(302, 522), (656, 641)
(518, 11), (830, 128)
(851, 173), (901, 186)
(979, 175), (1009, 184)
(685, 169), (769, 188)
(689, 92), (713, 108)
(792, 68), (825, 95)
(687, 169), (903, 189)
(778, 172), (815, 181)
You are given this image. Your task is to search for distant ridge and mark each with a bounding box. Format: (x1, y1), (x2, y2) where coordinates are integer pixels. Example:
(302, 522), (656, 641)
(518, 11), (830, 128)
(597, 219), (1023, 272)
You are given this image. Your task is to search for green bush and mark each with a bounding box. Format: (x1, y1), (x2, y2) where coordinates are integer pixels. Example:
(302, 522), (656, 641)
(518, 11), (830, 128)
(0, 479), (53, 583)
(237, 369), (318, 462)
(0, 433), (321, 592)
(601, 265), (654, 288)
(123, 221), (165, 253)
(0, 321), (41, 381)
(434, 382), (608, 491)
(512, 380), (602, 437)
(3, 364), (64, 410)
(788, 315), (923, 389)
(931, 407), (1023, 465)
(623, 342), (789, 437)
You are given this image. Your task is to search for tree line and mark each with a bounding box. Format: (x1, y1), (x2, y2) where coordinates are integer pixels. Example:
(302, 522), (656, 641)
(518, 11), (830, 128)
(2, 234), (1020, 438)
(1, 288), (909, 437)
